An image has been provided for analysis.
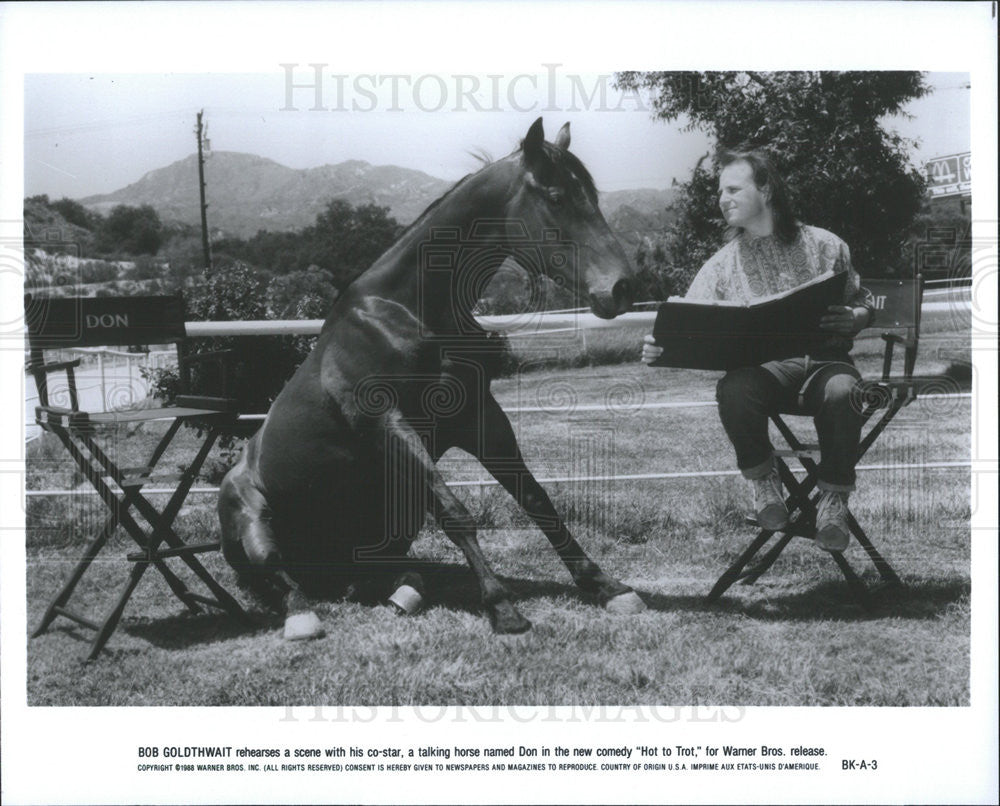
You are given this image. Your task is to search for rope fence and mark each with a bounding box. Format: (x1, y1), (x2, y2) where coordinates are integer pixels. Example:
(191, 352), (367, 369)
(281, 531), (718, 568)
(227, 391), (968, 420)
(23, 460), (972, 499)
(23, 391), (972, 498)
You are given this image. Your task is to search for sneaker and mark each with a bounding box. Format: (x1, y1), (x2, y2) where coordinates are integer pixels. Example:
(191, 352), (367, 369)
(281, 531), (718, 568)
(751, 471), (789, 531)
(815, 491), (851, 552)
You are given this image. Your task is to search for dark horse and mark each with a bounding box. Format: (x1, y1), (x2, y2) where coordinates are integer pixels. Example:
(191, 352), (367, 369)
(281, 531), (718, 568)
(219, 118), (646, 639)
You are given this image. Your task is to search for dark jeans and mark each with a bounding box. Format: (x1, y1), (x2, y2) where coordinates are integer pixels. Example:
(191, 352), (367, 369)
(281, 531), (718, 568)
(714, 358), (863, 492)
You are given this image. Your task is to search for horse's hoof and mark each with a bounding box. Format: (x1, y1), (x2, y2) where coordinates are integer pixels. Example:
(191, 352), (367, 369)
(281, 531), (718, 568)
(605, 590), (646, 615)
(491, 602), (532, 634)
(283, 611), (325, 641)
(388, 584), (424, 615)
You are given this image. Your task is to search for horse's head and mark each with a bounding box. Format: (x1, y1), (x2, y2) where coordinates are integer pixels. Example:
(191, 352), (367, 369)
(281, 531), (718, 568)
(505, 118), (634, 319)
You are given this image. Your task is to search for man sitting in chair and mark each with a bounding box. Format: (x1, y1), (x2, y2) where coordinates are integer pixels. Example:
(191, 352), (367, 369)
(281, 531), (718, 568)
(642, 148), (875, 551)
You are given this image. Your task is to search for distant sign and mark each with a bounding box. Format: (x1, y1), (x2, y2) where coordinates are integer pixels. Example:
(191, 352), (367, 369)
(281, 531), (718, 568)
(926, 152), (971, 198)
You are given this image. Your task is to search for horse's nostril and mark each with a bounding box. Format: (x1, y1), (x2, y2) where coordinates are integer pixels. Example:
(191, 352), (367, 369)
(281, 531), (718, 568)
(612, 279), (633, 312)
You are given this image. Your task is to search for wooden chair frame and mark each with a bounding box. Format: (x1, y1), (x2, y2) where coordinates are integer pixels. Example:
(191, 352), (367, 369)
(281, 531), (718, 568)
(26, 294), (248, 660)
(707, 276), (924, 608)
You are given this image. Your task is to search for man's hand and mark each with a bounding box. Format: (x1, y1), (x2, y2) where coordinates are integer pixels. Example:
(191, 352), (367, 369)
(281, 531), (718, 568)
(819, 305), (870, 336)
(641, 334), (663, 364)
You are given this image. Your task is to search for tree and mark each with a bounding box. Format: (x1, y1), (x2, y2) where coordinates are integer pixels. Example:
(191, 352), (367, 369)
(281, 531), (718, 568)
(302, 200), (403, 288)
(96, 204), (164, 255)
(145, 260), (309, 415)
(160, 233), (208, 289)
(614, 71), (929, 285)
(212, 200), (402, 288)
(50, 197), (102, 231)
(266, 265), (339, 320)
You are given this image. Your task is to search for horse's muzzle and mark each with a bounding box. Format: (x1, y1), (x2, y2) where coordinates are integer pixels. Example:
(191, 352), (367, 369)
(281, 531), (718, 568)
(590, 279), (633, 319)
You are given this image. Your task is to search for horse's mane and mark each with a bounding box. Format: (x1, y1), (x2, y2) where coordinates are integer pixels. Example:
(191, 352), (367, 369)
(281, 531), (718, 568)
(402, 140), (598, 236)
(466, 147), (494, 167)
(396, 171), (477, 238)
(535, 141), (599, 206)
(385, 148), (496, 240)
(342, 137), (599, 291)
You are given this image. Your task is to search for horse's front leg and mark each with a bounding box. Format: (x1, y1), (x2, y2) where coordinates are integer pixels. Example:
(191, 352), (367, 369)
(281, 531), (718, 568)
(462, 395), (646, 614)
(219, 456), (324, 640)
(384, 412), (530, 633)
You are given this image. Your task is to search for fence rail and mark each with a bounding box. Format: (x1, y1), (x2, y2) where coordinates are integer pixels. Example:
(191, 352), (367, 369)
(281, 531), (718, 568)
(183, 288), (969, 339)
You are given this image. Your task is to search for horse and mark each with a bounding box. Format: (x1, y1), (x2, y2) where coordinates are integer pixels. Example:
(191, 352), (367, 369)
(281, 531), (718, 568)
(219, 118), (646, 639)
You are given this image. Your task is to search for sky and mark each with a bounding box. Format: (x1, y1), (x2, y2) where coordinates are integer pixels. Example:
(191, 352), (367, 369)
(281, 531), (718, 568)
(23, 70), (971, 201)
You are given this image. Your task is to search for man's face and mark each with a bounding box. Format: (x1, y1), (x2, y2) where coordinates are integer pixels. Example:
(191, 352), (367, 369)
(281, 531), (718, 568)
(718, 160), (769, 230)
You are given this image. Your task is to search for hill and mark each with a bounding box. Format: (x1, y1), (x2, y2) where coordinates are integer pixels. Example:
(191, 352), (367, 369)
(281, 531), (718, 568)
(80, 152), (453, 238)
(602, 188), (677, 252)
(79, 151), (676, 243)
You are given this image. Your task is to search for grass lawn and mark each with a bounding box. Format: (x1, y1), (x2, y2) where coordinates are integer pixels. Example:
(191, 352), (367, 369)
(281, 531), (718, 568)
(24, 321), (971, 706)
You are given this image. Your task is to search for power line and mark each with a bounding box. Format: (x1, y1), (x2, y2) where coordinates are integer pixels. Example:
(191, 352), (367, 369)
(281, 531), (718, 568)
(25, 110), (195, 138)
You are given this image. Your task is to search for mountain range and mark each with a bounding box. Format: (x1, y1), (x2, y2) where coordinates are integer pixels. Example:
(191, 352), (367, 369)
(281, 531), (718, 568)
(80, 151), (676, 247)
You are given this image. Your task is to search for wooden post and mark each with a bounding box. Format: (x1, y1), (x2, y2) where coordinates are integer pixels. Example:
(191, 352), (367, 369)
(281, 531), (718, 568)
(195, 110), (213, 271)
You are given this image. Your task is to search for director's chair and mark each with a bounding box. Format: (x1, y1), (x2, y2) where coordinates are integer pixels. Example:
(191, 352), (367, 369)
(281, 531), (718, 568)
(707, 277), (923, 608)
(26, 295), (248, 660)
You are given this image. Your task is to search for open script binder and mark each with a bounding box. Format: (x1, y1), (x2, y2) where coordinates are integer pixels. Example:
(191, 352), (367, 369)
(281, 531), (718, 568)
(650, 271), (848, 370)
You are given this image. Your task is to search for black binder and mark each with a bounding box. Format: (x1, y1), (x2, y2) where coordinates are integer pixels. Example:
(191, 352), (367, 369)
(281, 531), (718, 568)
(650, 271), (848, 370)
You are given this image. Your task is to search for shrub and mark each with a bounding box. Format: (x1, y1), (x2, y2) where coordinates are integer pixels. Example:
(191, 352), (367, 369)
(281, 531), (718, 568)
(146, 261), (313, 415)
(96, 204), (164, 256)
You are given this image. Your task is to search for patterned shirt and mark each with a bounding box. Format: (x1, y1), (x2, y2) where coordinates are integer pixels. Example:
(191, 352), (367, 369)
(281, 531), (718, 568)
(685, 224), (870, 357)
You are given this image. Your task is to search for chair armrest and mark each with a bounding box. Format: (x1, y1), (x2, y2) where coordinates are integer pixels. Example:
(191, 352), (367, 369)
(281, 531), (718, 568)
(881, 333), (915, 347)
(175, 395), (239, 412)
(35, 403), (75, 416)
(26, 357), (82, 374)
(35, 404), (93, 429)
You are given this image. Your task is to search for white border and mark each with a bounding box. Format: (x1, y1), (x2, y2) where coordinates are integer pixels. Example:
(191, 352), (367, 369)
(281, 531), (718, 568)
(2, 2), (997, 805)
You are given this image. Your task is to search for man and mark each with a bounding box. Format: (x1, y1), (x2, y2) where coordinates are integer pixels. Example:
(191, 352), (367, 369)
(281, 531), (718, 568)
(642, 148), (874, 551)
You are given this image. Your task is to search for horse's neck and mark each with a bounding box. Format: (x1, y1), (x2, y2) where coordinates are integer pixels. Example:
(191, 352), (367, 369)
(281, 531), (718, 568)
(356, 161), (517, 333)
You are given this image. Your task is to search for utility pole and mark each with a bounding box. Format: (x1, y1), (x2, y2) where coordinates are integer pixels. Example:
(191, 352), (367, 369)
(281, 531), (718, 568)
(195, 109), (213, 270)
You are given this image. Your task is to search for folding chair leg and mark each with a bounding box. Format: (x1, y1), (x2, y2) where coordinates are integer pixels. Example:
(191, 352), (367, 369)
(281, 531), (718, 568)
(147, 559), (206, 615)
(174, 552), (250, 621)
(739, 531), (794, 585)
(710, 383), (911, 604)
(847, 512), (902, 587)
(829, 551), (872, 611)
(35, 422), (247, 658)
(115, 427), (249, 622)
(61, 432), (207, 613)
(707, 529), (774, 602)
(33, 517), (116, 637)
(736, 463), (817, 587)
(87, 559), (150, 662)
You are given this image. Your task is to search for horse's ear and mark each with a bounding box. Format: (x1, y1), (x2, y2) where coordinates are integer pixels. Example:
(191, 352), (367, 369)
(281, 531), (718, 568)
(523, 117), (545, 158)
(555, 122), (571, 150)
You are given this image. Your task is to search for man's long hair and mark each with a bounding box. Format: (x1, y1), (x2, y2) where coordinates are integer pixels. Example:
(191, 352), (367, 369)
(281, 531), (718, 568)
(718, 148), (799, 244)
